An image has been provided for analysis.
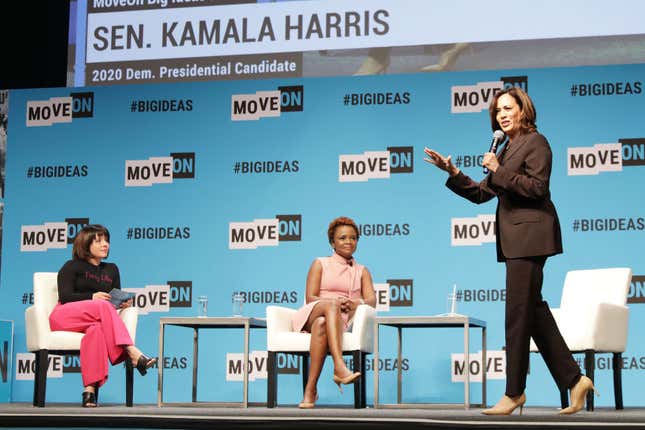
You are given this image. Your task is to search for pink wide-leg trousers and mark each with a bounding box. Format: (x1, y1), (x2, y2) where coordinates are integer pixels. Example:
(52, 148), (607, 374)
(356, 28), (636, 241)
(49, 299), (133, 387)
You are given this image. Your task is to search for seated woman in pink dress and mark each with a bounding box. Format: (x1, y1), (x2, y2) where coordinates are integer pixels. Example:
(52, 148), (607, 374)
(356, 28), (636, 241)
(49, 224), (157, 407)
(291, 216), (376, 409)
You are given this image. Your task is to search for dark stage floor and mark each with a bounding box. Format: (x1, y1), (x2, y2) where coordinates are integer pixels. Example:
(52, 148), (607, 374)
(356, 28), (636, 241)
(1, 403), (645, 430)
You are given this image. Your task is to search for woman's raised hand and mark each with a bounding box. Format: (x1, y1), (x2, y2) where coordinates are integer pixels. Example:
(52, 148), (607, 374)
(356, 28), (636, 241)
(424, 147), (459, 176)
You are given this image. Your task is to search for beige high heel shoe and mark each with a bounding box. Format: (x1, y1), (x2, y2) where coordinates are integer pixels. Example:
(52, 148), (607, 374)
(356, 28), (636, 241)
(354, 48), (390, 76)
(332, 372), (361, 393)
(559, 375), (598, 415)
(420, 42), (470, 72)
(298, 394), (319, 409)
(481, 393), (526, 416)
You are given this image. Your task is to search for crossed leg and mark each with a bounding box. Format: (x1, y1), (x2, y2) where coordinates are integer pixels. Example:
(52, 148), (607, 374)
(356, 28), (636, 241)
(300, 300), (354, 403)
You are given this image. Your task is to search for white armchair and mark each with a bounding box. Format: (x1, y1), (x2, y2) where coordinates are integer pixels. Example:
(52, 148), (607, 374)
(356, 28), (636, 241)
(530, 267), (632, 411)
(266, 304), (375, 408)
(24, 272), (138, 407)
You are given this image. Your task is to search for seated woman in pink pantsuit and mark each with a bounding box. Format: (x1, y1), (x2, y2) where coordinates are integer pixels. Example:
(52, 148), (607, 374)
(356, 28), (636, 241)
(291, 216), (376, 409)
(49, 224), (156, 408)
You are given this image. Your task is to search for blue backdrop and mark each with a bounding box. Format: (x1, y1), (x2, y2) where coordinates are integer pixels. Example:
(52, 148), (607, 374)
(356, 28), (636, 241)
(1, 62), (644, 406)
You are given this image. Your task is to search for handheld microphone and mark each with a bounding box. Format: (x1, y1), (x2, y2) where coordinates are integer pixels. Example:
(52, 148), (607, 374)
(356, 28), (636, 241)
(483, 130), (506, 174)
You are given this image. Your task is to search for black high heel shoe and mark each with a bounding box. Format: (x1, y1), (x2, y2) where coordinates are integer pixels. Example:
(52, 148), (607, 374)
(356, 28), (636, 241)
(135, 354), (157, 376)
(82, 391), (97, 408)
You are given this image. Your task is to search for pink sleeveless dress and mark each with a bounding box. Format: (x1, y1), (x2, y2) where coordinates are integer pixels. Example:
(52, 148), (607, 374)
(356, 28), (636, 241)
(291, 252), (364, 332)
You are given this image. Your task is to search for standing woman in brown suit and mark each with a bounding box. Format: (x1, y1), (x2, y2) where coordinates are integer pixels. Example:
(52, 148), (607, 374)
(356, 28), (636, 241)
(424, 87), (594, 415)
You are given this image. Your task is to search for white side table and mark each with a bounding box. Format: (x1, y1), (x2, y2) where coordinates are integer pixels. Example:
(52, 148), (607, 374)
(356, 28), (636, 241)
(373, 315), (486, 409)
(157, 316), (266, 407)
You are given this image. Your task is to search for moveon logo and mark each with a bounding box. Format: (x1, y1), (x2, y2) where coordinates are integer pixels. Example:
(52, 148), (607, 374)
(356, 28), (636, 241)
(226, 351), (267, 381)
(451, 214), (496, 246)
(124, 281), (192, 315)
(229, 214), (302, 249)
(231, 85), (303, 121)
(125, 152), (195, 186)
(15, 353), (63, 381)
(373, 279), (414, 312)
(627, 275), (645, 304)
(451, 76), (527, 113)
(567, 138), (645, 176)
(339, 146), (413, 182)
(451, 350), (506, 382)
(21, 218), (90, 252)
(26, 92), (94, 126)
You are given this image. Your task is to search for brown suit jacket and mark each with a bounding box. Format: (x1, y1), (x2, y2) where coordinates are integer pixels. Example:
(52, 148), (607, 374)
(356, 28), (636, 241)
(446, 132), (563, 262)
